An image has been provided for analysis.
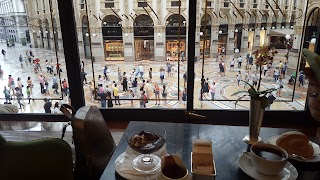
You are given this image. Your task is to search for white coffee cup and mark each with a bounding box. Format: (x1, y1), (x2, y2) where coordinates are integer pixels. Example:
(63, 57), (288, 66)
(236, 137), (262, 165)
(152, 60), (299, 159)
(250, 143), (288, 175)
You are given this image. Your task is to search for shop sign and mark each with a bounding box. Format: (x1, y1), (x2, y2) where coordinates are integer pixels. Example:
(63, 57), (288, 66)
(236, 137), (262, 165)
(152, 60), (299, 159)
(134, 27), (154, 36)
(102, 27), (122, 37)
(166, 27), (186, 36)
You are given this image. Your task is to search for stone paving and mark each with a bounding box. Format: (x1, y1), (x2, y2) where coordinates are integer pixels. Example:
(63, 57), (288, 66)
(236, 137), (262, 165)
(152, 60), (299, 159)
(0, 42), (307, 113)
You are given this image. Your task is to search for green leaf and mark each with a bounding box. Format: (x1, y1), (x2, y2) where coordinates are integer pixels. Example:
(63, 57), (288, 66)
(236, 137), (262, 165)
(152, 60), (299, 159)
(261, 96), (269, 109)
(259, 88), (277, 94)
(235, 94), (248, 108)
(241, 80), (257, 93)
(231, 90), (248, 96)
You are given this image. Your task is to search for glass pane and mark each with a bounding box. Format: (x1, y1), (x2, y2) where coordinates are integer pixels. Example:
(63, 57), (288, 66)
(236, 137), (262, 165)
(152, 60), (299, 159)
(82, 1), (186, 109)
(0, 0), (67, 113)
(195, 0), (312, 111)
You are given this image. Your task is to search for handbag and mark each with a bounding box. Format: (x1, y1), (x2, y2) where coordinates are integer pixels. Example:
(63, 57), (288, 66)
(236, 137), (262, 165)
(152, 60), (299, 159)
(60, 104), (116, 180)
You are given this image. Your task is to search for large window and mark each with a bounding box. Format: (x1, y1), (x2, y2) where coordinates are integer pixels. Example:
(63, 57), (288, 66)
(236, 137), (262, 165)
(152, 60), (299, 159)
(0, 0), (318, 115)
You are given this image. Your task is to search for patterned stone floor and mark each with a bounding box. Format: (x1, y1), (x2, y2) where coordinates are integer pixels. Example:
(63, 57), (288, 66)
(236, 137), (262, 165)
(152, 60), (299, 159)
(0, 43), (307, 113)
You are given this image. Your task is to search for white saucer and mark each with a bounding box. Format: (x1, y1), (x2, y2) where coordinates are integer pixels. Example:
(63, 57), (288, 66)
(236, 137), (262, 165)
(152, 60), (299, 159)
(115, 152), (192, 180)
(267, 135), (320, 162)
(239, 152), (298, 180)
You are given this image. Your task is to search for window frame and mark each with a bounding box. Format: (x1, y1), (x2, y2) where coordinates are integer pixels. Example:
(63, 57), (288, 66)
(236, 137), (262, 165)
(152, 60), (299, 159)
(0, 0), (319, 133)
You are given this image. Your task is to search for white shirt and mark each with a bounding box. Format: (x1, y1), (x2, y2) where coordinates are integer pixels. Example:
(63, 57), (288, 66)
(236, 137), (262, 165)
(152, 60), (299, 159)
(263, 64), (268, 71)
(238, 57), (243, 63)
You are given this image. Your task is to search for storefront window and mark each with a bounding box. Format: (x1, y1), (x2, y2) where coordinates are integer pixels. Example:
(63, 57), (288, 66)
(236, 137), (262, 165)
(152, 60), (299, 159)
(200, 14), (211, 58)
(166, 14), (186, 61)
(102, 15), (123, 61)
(134, 15), (154, 61)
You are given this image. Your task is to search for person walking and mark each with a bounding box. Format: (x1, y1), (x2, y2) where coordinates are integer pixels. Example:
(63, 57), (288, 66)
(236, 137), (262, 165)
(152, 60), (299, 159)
(154, 83), (160, 105)
(97, 90), (107, 108)
(237, 56), (243, 68)
(62, 79), (69, 97)
(80, 68), (87, 85)
(44, 76), (50, 95)
(113, 84), (120, 105)
(263, 64), (268, 76)
(182, 88), (187, 107)
(209, 82), (216, 100)
(274, 67), (280, 82)
(149, 68), (152, 82)
(230, 59), (235, 72)
(3, 86), (11, 104)
(122, 72), (128, 92)
(138, 64), (144, 79)
(19, 55), (23, 68)
(236, 71), (242, 88)
(252, 72), (258, 88)
(276, 77), (283, 97)
(15, 87), (24, 109)
(52, 74), (59, 94)
(162, 84), (167, 105)
(26, 85), (31, 104)
(50, 60), (54, 74)
(17, 77), (23, 93)
(2, 49), (6, 60)
(103, 66), (108, 80)
(39, 74), (45, 94)
(166, 62), (172, 77)
(8, 75), (15, 95)
(44, 98), (52, 113)
(160, 68), (165, 84)
(140, 90), (148, 108)
(53, 102), (60, 113)
(298, 70), (305, 89)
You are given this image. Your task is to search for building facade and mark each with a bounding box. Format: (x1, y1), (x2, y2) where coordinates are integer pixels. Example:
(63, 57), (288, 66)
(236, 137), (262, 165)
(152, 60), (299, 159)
(0, 0), (28, 44)
(26, 0), (319, 63)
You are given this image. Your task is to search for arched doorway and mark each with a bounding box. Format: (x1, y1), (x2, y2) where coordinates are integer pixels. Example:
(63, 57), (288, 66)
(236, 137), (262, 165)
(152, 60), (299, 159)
(134, 15), (154, 61)
(304, 8), (320, 51)
(53, 18), (59, 51)
(260, 15), (268, 46)
(38, 19), (44, 48)
(200, 14), (211, 58)
(248, 14), (256, 51)
(218, 25), (228, 55)
(281, 14), (287, 28)
(102, 15), (123, 61)
(82, 16), (91, 59)
(45, 19), (51, 50)
(234, 23), (243, 52)
(165, 14), (186, 60)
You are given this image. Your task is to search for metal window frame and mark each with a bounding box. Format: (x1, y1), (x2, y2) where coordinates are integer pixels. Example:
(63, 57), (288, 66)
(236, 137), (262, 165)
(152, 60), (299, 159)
(0, 0), (319, 133)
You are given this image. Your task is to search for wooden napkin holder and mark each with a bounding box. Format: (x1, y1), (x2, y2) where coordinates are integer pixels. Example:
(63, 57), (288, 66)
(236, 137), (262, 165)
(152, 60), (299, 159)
(191, 139), (216, 180)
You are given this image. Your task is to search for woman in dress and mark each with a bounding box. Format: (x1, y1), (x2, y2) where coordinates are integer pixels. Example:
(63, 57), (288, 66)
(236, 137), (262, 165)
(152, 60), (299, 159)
(276, 77), (283, 97)
(154, 83), (160, 105)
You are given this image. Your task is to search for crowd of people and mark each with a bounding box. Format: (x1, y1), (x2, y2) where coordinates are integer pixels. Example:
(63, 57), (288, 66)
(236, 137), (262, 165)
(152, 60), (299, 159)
(2, 48), (68, 112)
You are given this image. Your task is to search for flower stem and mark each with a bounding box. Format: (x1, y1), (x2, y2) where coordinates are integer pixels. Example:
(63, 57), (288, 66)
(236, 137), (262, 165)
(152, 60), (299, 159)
(257, 65), (262, 91)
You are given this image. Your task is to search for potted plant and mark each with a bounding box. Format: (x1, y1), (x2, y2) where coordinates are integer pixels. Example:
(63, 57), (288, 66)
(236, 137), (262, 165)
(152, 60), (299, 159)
(231, 46), (278, 144)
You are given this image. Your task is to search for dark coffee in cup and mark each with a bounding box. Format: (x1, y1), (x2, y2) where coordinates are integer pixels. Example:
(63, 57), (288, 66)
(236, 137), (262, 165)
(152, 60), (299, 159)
(252, 147), (286, 161)
(162, 155), (187, 179)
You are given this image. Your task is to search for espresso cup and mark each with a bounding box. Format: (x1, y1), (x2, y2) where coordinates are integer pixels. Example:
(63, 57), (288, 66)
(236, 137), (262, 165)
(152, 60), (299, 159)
(250, 143), (288, 176)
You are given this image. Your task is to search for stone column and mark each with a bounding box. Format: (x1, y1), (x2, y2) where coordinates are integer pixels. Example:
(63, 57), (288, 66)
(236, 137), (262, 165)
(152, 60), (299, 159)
(90, 27), (103, 61)
(154, 26), (165, 62)
(227, 24), (235, 55)
(241, 24), (249, 53)
(123, 27), (135, 62)
(253, 24), (260, 50)
(195, 26), (201, 61)
(211, 25), (219, 58)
